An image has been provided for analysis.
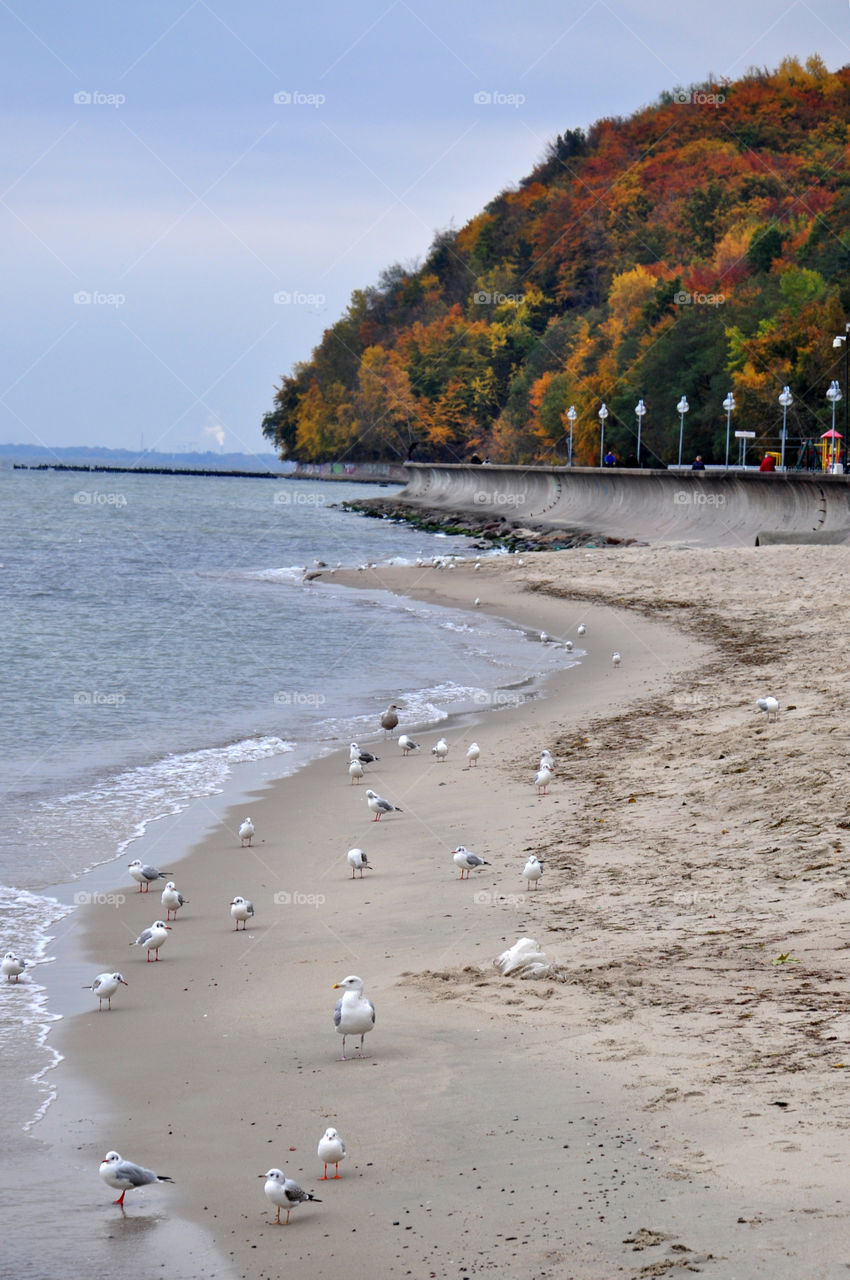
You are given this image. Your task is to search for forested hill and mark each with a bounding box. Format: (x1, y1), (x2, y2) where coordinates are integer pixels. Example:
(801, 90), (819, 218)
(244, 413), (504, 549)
(262, 57), (850, 467)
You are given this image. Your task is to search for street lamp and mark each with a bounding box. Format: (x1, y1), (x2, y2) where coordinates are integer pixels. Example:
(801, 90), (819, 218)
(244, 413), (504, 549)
(676, 396), (689, 467)
(635, 399), (646, 467)
(778, 385), (792, 470)
(833, 323), (850, 469)
(566, 404), (576, 467)
(826, 380), (843, 470)
(723, 391), (736, 468)
(598, 403), (608, 467)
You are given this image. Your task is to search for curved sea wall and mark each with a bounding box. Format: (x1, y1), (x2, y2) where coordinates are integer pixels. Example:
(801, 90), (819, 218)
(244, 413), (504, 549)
(397, 463), (850, 547)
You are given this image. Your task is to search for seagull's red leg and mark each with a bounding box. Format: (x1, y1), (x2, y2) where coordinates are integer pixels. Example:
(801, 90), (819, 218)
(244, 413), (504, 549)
(320, 1164), (329, 1180)
(333, 1164), (341, 1179)
(113, 1190), (126, 1205)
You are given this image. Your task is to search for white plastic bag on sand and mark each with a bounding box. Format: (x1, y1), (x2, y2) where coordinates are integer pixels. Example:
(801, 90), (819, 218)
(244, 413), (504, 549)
(495, 937), (550, 979)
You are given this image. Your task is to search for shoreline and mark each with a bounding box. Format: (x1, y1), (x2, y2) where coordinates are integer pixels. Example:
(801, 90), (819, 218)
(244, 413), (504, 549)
(43, 544), (850, 1278)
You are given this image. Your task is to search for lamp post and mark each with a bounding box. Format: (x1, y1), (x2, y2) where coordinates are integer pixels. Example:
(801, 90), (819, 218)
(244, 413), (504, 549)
(634, 398), (646, 467)
(778, 385), (792, 470)
(598, 403), (608, 467)
(566, 404), (576, 467)
(723, 391), (736, 468)
(826, 380), (842, 470)
(833, 323), (850, 469)
(676, 396), (689, 467)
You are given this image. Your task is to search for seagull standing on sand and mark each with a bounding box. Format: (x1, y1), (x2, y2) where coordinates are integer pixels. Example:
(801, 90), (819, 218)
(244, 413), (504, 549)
(350, 743), (379, 765)
(161, 882), (188, 921)
(127, 860), (171, 893)
(431, 738), (449, 763)
(230, 896), (254, 930)
(333, 974), (376, 1059)
(99, 1150), (174, 1206)
(238, 817), (255, 847)
(612, 652), (622, 667)
(348, 759), (364, 785)
(466, 742), (480, 767)
(347, 848), (373, 878)
(365, 789), (402, 821)
(577, 623), (586, 636)
(452, 846), (491, 878)
(381, 704), (400, 734)
(129, 920), (171, 962)
(317, 1128), (346, 1179)
(540, 750), (555, 769)
(756, 696), (780, 722)
(524, 855), (544, 889)
(85, 971), (127, 1011)
(2, 952), (27, 982)
(534, 764), (554, 796)
(398, 734), (420, 756)
(261, 1169), (321, 1225)
(564, 640), (573, 652)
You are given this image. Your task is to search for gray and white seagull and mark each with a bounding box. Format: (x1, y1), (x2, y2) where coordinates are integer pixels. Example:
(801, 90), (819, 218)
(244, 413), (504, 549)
(365, 789), (402, 821)
(99, 1150), (174, 1206)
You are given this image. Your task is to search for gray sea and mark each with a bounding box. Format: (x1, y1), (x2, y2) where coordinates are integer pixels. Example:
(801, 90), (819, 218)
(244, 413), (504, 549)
(0, 465), (575, 1278)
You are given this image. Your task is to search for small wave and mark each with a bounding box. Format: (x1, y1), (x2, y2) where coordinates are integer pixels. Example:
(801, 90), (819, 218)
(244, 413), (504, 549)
(241, 566), (307, 584)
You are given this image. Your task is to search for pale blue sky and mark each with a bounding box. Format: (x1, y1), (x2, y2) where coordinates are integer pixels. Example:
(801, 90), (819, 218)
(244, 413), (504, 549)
(1, 1), (847, 455)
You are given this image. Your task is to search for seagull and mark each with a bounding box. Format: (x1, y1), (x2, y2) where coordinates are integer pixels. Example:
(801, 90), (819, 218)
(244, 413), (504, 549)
(333, 974), (376, 1059)
(577, 623), (586, 636)
(756, 696), (780, 722)
(431, 738), (449, 763)
(99, 1150), (174, 1206)
(534, 764), (554, 796)
(348, 759), (364, 785)
(238, 817), (255, 847)
(127, 860), (171, 893)
(399, 734), (420, 756)
(381, 703), (400, 734)
(230, 896), (254, 930)
(129, 920), (171, 962)
(261, 1168), (321, 1225)
(85, 971), (128, 1011)
(466, 742), (480, 767)
(612, 652), (622, 667)
(523, 855), (544, 889)
(161, 882), (188, 921)
(365, 789), (402, 821)
(474, 597), (481, 607)
(347, 847), (373, 878)
(2, 952), (27, 982)
(540, 631), (549, 643)
(539, 750), (555, 769)
(564, 640), (573, 652)
(452, 846), (491, 879)
(350, 743), (379, 765)
(317, 1128), (346, 1180)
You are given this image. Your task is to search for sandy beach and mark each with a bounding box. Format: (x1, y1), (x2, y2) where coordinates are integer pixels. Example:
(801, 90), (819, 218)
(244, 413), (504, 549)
(53, 544), (850, 1279)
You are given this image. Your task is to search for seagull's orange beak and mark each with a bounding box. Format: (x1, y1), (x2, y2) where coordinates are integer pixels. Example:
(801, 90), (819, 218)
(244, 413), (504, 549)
(332, 983), (341, 989)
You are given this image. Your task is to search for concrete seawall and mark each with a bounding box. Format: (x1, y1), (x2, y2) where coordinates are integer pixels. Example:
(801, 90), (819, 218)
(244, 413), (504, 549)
(397, 463), (850, 547)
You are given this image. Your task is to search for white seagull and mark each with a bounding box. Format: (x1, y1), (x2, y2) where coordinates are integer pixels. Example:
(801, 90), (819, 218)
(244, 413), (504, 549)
(230, 896), (254, 930)
(564, 640), (573, 652)
(161, 882), (188, 921)
(317, 1128), (346, 1180)
(452, 846), (491, 879)
(348, 759), (364, 785)
(577, 623), (586, 636)
(473, 597), (481, 607)
(539, 750), (555, 769)
(466, 742), (480, 767)
(612, 652), (622, 667)
(127, 860), (171, 893)
(534, 764), (554, 796)
(756, 696), (780, 722)
(85, 971), (128, 1011)
(398, 734), (420, 756)
(347, 847), (373, 878)
(2, 952), (27, 982)
(99, 1150), (174, 1206)
(238, 817), (255, 847)
(350, 742), (379, 765)
(261, 1168), (321, 1225)
(333, 974), (376, 1059)
(365, 789), (402, 821)
(431, 737), (449, 763)
(523, 855), (544, 889)
(129, 920), (171, 962)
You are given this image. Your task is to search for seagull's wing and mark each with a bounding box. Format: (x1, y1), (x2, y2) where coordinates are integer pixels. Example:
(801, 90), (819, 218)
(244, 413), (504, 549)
(333, 998), (343, 1027)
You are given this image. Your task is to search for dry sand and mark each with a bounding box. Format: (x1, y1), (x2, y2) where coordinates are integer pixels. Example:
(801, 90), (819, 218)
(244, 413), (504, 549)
(55, 545), (850, 1279)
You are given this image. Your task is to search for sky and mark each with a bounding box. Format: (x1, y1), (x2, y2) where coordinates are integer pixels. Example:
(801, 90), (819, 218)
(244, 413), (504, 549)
(1, 1), (848, 457)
